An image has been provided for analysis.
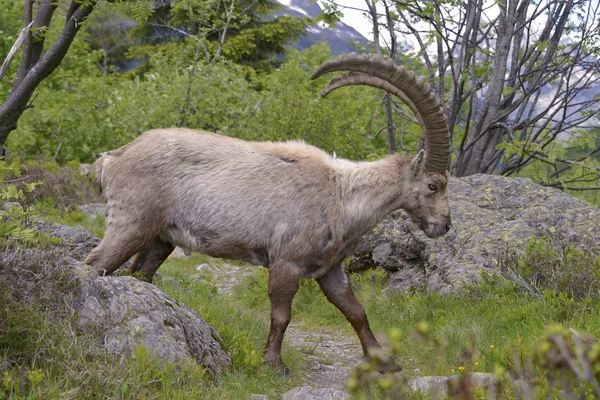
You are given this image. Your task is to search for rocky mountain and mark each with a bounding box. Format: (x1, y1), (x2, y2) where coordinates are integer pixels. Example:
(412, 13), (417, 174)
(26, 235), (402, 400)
(276, 0), (370, 55)
(149, 0), (370, 56)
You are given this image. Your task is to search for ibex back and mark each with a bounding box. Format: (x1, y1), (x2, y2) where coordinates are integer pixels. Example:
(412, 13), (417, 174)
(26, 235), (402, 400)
(86, 54), (452, 375)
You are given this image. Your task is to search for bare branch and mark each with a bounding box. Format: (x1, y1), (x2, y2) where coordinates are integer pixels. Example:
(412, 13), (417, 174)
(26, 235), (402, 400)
(0, 21), (34, 82)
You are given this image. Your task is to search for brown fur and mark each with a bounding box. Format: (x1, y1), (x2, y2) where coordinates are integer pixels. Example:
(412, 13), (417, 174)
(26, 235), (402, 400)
(86, 128), (451, 374)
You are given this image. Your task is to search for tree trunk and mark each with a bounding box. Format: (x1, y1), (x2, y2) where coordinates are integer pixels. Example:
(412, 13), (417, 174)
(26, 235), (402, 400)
(0, 1), (95, 149)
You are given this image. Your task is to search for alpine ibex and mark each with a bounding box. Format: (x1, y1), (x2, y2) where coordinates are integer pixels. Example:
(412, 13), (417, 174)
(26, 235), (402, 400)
(86, 54), (452, 375)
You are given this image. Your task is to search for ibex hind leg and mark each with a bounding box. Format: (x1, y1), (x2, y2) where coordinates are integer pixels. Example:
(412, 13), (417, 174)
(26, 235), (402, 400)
(85, 222), (155, 277)
(128, 236), (175, 282)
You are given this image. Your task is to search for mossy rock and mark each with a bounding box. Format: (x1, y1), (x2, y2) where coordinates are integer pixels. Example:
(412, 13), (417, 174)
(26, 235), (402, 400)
(349, 174), (600, 293)
(0, 223), (232, 379)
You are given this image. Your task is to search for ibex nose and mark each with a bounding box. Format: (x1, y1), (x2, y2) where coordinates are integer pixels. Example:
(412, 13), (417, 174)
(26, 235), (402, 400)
(445, 222), (452, 233)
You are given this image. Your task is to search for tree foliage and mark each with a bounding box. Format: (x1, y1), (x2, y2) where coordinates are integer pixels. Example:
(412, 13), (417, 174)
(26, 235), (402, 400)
(0, 0), (154, 150)
(320, 0), (600, 200)
(6, 40), (405, 163)
(2, 0), (600, 205)
(140, 0), (308, 71)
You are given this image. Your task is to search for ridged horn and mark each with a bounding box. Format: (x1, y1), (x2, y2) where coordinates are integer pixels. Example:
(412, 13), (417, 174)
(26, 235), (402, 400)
(321, 71), (424, 130)
(311, 53), (450, 173)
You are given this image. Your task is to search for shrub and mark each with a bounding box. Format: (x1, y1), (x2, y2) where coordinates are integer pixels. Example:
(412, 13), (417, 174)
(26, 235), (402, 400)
(19, 159), (102, 208)
(349, 324), (600, 399)
(498, 237), (600, 301)
(2, 155), (101, 208)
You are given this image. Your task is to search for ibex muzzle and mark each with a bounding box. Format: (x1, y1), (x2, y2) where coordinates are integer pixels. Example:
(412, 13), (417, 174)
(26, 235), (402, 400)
(86, 54), (451, 375)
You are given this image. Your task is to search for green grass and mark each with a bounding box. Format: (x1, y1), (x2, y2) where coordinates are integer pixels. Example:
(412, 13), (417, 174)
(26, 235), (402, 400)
(4, 205), (597, 398)
(156, 255), (304, 378)
(236, 267), (600, 379)
(0, 248), (301, 400)
(35, 198), (106, 238)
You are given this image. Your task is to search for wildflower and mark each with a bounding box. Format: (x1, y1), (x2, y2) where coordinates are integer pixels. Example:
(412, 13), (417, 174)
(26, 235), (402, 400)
(458, 366), (465, 371)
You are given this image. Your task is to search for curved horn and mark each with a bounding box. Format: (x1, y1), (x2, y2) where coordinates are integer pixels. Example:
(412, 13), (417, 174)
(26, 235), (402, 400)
(321, 71), (424, 129)
(311, 53), (450, 173)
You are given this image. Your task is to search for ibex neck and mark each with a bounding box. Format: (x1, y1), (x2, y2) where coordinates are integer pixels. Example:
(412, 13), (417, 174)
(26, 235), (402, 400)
(337, 153), (411, 240)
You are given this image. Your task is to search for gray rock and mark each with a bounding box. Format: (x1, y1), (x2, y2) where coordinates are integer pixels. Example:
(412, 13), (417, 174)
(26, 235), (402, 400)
(154, 272), (182, 288)
(10, 221), (232, 378)
(190, 274), (211, 284)
(2, 201), (22, 211)
(469, 372), (494, 386)
(77, 203), (107, 219)
(196, 263), (214, 273)
(407, 373), (495, 396)
(407, 376), (451, 396)
(350, 174), (600, 292)
(169, 247), (190, 259)
(281, 386), (349, 400)
(34, 221), (100, 260)
(250, 395), (269, 400)
(75, 263), (232, 378)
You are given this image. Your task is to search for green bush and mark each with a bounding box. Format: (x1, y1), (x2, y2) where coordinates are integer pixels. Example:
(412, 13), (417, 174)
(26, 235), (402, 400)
(499, 237), (600, 301)
(348, 323), (600, 399)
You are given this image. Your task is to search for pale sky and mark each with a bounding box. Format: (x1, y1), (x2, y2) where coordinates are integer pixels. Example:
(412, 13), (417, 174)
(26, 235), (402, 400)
(335, 0), (376, 41)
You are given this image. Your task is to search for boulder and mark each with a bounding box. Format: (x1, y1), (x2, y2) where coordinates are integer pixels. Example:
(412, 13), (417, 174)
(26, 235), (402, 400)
(76, 265), (232, 378)
(407, 373), (495, 396)
(281, 386), (349, 400)
(2, 222), (232, 378)
(34, 220), (100, 260)
(349, 174), (600, 292)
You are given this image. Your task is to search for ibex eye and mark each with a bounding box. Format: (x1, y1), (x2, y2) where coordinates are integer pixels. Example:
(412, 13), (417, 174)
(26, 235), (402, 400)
(428, 184), (438, 191)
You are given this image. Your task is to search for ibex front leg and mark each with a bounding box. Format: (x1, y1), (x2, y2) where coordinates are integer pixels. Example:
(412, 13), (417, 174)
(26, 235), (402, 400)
(317, 265), (402, 373)
(264, 262), (302, 376)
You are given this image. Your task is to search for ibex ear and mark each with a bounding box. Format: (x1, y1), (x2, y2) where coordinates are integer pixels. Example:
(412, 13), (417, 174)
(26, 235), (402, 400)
(410, 150), (425, 176)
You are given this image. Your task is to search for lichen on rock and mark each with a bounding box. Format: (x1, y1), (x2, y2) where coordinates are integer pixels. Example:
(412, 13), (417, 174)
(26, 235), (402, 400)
(349, 174), (600, 293)
(76, 267), (232, 378)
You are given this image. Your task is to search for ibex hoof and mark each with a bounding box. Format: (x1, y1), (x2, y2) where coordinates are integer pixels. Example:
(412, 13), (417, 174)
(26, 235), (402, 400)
(377, 361), (403, 374)
(265, 358), (291, 377)
(272, 363), (291, 378)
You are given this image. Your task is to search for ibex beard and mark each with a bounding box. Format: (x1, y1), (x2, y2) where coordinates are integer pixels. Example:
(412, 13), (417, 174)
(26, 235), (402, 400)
(85, 54), (452, 376)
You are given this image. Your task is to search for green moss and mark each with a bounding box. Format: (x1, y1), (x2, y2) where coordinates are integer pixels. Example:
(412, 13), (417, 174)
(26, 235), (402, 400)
(163, 319), (175, 328)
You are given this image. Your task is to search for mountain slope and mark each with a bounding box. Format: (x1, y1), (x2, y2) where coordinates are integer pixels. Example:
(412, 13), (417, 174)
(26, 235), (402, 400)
(276, 0), (369, 55)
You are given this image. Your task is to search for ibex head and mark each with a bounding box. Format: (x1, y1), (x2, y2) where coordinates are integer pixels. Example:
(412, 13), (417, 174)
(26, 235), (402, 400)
(311, 54), (452, 238)
(405, 149), (451, 237)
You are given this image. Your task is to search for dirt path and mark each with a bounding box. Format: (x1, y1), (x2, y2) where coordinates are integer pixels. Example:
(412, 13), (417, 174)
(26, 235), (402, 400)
(209, 262), (361, 391)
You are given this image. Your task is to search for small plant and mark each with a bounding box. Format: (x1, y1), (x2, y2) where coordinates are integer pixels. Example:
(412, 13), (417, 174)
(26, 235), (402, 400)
(498, 237), (600, 301)
(349, 323), (600, 399)
(537, 325), (600, 398)
(0, 158), (55, 246)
